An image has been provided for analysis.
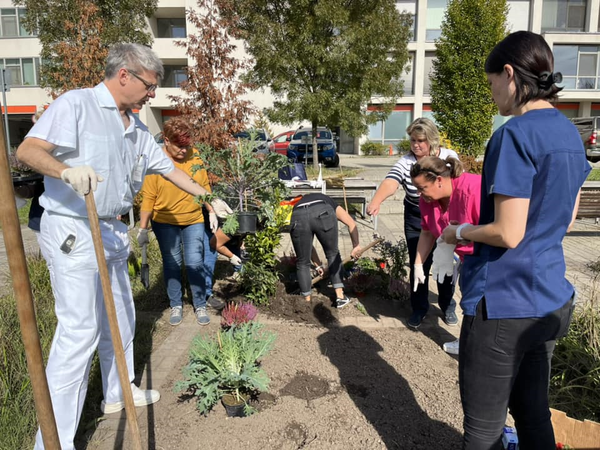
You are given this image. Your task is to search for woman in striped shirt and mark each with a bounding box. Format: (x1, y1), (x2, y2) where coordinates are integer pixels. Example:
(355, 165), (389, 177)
(367, 118), (459, 328)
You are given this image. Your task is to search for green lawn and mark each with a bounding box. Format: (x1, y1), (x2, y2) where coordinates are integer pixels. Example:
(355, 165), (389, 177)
(587, 168), (600, 181)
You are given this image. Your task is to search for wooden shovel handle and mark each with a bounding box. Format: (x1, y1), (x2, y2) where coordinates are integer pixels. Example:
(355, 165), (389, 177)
(85, 192), (143, 450)
(311, 237), (383, 285)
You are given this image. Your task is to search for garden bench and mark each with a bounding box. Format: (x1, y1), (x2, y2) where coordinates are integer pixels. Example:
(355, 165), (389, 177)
(577, 181), (600, 224)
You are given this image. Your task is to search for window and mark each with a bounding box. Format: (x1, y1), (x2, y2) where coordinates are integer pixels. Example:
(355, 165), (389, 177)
(157, 18), (186, 38)
(541, 0), (586, 32)
(396, 0), (417, 41)
(506, 0), (530, 31)
(426, 0), (447, 41)
(162, 65), (187, 88)
(0, 58), (40, 86)
(554, 45), (600, 90)
(274, 134), (288, 143)
(368, 109), (413, 143)
(423, 52), (436, 95)
(1, 8), (32, 37)
(400, 53), (414, 96)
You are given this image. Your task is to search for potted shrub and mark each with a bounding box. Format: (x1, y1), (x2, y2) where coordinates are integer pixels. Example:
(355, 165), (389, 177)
(176, 321), (276, 417)
(194, 133), (290, 235)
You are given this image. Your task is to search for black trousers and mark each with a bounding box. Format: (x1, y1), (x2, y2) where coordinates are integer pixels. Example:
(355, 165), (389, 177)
(290, 202), (343, 296)
(404, 200), (456, 317)
(459, 296), (575, 449)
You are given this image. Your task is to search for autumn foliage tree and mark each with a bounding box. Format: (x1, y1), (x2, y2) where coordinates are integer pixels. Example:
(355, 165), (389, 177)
(169, 0), (256, 150)
(15, 0), (156, 97)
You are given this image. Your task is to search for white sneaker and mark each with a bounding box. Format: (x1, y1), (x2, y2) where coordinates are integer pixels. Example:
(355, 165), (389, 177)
(101, 383), (160, 414)
(443, 339), (460, 355)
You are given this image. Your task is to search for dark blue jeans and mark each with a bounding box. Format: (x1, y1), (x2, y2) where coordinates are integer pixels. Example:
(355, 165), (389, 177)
(404, 199), (456, 317)
(152, 220), (206, 310)
(459, 296), (575, 449)
(290, 202), (343, 297)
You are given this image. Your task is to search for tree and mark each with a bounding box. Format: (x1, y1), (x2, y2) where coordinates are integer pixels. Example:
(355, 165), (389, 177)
(15, 0), (156, 97)
(218, 0), (412, 166)
(169, 0), (256, 150)
(430, 0), (508, 156)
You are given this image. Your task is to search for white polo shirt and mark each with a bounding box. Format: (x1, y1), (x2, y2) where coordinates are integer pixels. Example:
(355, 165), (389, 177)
(26, 83), (174, 218)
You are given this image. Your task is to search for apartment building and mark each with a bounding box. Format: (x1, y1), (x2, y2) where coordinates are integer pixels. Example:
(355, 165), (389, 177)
(1, 0), (600, 153)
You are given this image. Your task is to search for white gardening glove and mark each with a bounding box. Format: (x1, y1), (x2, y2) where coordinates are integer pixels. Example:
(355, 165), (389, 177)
(229, 254), (242, 266)
(432, 237), (456, 284)
(60, 165), (104, 195)
(137, 228), (149, 247)
(208, 212), (219, 233)
(413, 263), (425, 292)
(211, 198), (233, 219)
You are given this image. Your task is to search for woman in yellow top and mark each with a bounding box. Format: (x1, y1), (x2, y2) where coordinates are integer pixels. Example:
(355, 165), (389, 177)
(138, 117), (216, 326)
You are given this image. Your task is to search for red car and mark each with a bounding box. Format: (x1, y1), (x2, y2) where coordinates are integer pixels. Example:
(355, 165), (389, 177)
(271, 130), (295, 155)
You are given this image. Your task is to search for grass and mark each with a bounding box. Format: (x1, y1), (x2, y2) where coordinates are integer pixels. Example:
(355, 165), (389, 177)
(0, 236), (169, 449)
(587, 168), (600, 181)
(0, 199), (32, 230)
(304, 165), (360, 179)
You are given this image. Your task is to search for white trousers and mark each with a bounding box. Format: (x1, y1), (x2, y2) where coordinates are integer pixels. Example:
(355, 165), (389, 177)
(34, 212), (135, 450)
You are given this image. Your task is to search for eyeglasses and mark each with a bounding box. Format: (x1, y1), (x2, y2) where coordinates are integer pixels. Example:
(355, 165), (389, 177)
(128, 70), (158, 93)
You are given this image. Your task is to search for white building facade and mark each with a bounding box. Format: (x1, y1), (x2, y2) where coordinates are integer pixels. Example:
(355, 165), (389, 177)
(1, 0), (600, 153)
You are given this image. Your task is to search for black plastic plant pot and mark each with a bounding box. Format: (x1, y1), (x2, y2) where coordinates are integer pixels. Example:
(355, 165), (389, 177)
(222, 393), (247, 417)
(237, 211), (258, 234)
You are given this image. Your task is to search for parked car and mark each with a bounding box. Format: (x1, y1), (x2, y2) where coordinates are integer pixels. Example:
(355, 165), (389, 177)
(287, 126), (339, 167)
(233, 128), (273, 154)
(271, 130), (295, 155)
(570, 116), (600, 162)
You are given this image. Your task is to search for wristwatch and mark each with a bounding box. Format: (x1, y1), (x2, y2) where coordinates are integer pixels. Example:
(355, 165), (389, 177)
(456, 223), (469, 241)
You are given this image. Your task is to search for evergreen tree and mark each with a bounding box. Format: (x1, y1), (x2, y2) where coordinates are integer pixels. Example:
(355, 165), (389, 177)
(218, 0), (412, 165)
(15, 0), (156, 97)
(169, 0), (255, 150)
(430, 0), (508, 156)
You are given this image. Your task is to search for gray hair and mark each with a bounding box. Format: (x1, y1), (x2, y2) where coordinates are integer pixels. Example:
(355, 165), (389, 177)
(105, 43), (164, 81)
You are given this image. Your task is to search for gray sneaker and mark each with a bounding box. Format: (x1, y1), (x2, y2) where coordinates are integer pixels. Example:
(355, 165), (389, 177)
(195, 307), (210, 326)
(169, 306), (183, 326)
(206, 294), (226, 311)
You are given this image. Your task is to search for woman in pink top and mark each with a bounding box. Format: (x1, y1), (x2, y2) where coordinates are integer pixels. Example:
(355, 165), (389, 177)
(410, 156), (481, 354)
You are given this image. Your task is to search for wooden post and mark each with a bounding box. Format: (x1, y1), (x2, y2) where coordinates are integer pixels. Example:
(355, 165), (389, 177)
(0, 120), (61, 448)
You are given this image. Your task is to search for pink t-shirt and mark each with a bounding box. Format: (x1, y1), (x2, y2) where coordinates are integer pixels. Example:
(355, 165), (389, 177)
(419, 172), (481, 259)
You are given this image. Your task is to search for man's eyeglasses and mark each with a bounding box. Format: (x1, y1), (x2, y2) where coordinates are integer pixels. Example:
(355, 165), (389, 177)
(128, 70), (158, 93)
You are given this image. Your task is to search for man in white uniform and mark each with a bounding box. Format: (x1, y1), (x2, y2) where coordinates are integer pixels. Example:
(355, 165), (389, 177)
(16, 43), (217, 450)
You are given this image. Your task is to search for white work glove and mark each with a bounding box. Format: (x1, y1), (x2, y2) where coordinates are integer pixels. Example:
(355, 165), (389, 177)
(413, 263), (425, 292)
(60, 165), (104, 195)
(229, 254), (242, 266)
(432, 237), (456, 284)
(137, 228), (149, 247)
(208, 212), (219, 233)
(211, 198), (233, 219)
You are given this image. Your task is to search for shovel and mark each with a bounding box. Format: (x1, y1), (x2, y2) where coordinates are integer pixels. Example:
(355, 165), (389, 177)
(141, 242), (150, 289)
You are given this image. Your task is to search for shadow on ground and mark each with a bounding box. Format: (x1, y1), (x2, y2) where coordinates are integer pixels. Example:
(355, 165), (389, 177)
(314, 304), (463, 448)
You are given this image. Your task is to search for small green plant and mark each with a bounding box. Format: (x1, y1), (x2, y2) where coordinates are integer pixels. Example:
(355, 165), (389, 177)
(176, 322), (276, 416)
(373, 236), (409, 281)
(355, 302), (368, 315)
(240, 204), (287, 305)
(361, 141), (389, 156)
